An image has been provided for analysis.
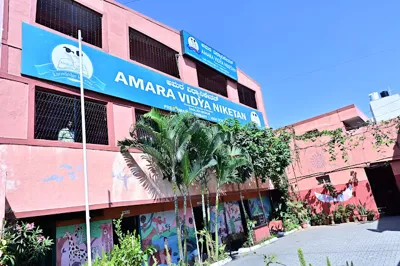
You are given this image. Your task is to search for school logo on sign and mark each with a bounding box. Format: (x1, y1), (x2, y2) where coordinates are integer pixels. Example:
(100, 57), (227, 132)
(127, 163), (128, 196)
(34, 44), (105, 90)
(187, 36), (200, 54)
(250, 112), (261, 127)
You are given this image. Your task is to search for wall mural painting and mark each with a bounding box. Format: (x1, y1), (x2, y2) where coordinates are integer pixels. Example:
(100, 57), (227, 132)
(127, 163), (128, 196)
(56, 220), (113, 266)
(140, 208), (198, 266)
(224, 202), (244, 234)
(248, 196), (272, 225)
(210, 204), (228, 243)
(315, 185), (353, 203)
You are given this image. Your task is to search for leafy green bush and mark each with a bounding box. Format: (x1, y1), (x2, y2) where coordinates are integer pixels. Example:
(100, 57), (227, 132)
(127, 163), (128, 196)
(310, 212), (327, 226)
(356, 200), (367, 216)
(367, 210), (376, 221)
(85, 216), (156, 266)
(0, 221), (53, 265)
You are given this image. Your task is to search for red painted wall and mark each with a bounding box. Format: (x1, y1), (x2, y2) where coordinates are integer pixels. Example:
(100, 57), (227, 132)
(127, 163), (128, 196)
(297, 180), (378, 215)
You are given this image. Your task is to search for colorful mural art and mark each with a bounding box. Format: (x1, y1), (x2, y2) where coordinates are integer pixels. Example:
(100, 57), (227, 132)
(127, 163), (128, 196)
(210, 204), (228, 243)
(248, 196), (272, 225)
(140, 208), (198, 265)
(224, 202), (244, 234)
(210, 201), (244, 242)
(56, 220), (114, 266)
(314, 184), (353, 203)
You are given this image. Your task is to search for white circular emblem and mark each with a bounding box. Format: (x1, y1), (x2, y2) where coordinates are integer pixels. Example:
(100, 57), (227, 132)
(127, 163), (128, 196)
(52, 44), (93, 81)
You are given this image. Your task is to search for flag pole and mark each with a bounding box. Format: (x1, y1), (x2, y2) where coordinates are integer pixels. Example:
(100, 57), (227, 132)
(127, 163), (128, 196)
(78, 29), (92, 265)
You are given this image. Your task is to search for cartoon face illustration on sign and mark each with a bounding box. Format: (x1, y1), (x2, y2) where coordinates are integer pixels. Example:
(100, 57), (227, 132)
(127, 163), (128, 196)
(250, 112), (261, 127)
(52, 44), (93, 81)
(187, 36), (200, 53)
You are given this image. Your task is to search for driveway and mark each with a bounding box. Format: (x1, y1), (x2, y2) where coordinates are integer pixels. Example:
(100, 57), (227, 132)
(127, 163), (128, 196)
(229, 216), (400, 266)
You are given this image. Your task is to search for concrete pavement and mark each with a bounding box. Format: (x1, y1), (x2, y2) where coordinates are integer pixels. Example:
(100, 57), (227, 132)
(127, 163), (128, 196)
(228, 216), (400, 266)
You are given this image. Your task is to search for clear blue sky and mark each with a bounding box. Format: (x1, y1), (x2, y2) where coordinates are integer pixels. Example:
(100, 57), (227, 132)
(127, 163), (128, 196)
(118, 0), (400, 128)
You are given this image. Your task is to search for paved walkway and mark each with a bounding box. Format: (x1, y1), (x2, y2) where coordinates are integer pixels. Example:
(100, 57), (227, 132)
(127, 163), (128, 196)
(229, 216), (400, 266)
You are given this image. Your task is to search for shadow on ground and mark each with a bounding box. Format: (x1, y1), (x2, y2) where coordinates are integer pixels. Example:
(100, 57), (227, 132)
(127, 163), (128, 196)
(368, 216), (400, 233)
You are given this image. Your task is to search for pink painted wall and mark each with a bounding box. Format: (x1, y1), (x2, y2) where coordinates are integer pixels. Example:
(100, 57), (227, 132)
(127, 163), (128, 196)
(0, 0), (269, 218)
(2, 0), (266, 125)
(298, 179), (378, 215)
(0, 144), (269, 218)
(286, 104), (398, 214)
(0, 79), (28, 139)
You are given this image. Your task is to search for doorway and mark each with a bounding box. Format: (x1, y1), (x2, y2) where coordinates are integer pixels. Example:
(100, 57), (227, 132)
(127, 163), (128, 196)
(365, 163), (400, 216)
(113, 215), (139, 245)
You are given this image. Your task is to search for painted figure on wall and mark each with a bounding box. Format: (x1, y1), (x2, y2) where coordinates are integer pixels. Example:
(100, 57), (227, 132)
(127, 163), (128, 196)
(224, 202), (243, 234)
(314, 184), (353, 203)
(56, 220), (114, 266)
(140, 208), (198, 265)
(248, 196), (272, 222)
(210, 204), (228, 243)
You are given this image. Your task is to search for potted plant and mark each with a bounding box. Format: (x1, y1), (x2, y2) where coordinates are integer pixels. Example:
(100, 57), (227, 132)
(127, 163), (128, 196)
(329, 213), (335, 225)
(367, 210), (376, 221)
(342, 212), (350, 223)
(345, 204), (356, 222)
(356, 201), (368, 222)
(333, 210), (342, 224)
(337, 204), (346, 223)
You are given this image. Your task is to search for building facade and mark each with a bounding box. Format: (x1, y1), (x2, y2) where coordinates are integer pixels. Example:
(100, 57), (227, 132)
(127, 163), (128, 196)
(0, 0), (271, 264)
(286, 104), (400, 219)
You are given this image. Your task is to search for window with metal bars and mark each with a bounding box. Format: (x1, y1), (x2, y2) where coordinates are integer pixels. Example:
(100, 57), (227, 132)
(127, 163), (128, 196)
(316, 175), (331, 185)
(196, 63), (227, 97)
(36, 0), (102, 47)
(237, 83), (257, 109)
(129, 28), (180, 78)
(134, 109), (155, 142)
(35, 89), (108, 145)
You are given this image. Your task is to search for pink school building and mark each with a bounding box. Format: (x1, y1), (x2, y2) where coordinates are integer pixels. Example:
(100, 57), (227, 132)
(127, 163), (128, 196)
(286, 104), (400, 218)
(0, 0), (271, 264)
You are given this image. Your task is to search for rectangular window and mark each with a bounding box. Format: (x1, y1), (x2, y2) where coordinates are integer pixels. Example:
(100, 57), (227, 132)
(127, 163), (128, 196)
(196, 63), (227, 97)
(316, 175), (331, 185)
(238, 84), (257, 109)
(129, 28), (180, 78)
(35, 89), (108, 145)
(134, 109), (154, 141)
(36, 0), (102, 47)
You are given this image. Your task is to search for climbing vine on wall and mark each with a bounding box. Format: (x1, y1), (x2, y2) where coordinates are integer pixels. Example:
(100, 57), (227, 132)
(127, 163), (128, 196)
(278, 116), (400, 163)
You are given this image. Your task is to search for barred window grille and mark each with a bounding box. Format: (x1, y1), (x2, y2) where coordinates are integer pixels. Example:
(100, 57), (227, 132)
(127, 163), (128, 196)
(196, 63), (227, 97)
(129, 28), (180, 78)
(36, 0), (102, 47)
(134, 109), (155, 142)
(35, 89), (109, 145)
(237, 84), (257, 109)
(316, 175), (331, 185)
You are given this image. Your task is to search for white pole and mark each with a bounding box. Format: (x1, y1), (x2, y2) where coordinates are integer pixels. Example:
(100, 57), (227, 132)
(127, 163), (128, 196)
(78, 30), (92, 266)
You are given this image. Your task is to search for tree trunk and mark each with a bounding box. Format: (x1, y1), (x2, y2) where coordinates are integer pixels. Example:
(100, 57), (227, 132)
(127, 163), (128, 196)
(172, 179), (184, 261)
(238, 184), (249, 220)
(238, 184), (253, 246)
(214, 183), (220, 261)
(183, 193), (188, 264)
(255, 176), (267, 223)
(188, 192), (202, 264)
(206, 185), (211, 228)
(201, 180), (207, 229)
(201, 179), (211, 256)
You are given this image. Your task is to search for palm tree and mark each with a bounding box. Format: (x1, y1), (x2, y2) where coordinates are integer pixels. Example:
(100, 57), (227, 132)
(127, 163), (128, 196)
(213, 140), (249, 259)
(118, 109), (202, 261)
(181, 124), (225, 263)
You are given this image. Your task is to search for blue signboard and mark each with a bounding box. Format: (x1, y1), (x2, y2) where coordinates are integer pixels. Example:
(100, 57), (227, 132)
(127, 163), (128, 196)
(181, 30), (238, 81)
(21, 23), (263, 127)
